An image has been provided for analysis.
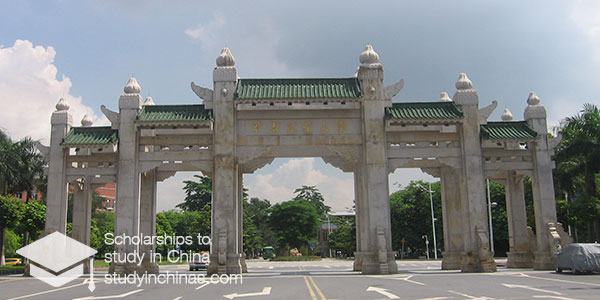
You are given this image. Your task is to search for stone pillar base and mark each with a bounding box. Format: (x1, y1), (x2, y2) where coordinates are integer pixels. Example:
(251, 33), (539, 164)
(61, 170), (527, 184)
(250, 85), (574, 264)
(241, 256), (248, 273)
(359, 251), (398, 275)
(353, 252), (364, 272)
(533, 251), (555, 270)
(460, 251), (497, 272)
(207, 253), (243, 275)
(506, 251), (533, 268)
(137, 262), (159, 274)
(109, 262), (139, 275)
(441, 251), (461, 270)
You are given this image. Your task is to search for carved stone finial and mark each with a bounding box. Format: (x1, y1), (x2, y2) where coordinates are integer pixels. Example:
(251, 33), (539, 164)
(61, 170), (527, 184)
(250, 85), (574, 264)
(439, 92), (452, 102)
(455, 73), (473, 90)
(527, 91), (540, 106)
(81, 114), (93, 127)
(501, 109), (514, 121)
(216, 48), (235, 67)
(360, 45), (379, 65)
(124, 77), (141, 94)
(144, 96), (155, 106)
(55, 98), (70, 111)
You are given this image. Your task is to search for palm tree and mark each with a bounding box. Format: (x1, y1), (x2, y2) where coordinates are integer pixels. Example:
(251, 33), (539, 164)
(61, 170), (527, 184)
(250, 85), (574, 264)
(556, 103), (600, 241)
(293, 185), (330, 217)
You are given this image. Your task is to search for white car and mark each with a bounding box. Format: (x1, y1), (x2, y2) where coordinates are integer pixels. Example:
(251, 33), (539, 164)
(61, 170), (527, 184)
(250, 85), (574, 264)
(555, 243), (600, 274)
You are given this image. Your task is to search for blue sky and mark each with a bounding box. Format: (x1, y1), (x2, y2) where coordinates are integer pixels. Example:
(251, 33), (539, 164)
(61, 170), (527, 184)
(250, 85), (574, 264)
(1, 0), (599, 211)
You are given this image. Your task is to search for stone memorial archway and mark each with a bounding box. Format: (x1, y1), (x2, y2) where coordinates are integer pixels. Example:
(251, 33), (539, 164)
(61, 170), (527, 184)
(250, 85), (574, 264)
(40, 45), (564, 275)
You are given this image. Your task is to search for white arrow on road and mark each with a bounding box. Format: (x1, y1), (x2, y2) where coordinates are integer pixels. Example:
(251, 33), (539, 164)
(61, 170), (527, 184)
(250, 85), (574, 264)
(224, 287), (272, 299)
(72, 289), (144, 300)
(366, 286), (400, 299)
(502, 283), (562, 295)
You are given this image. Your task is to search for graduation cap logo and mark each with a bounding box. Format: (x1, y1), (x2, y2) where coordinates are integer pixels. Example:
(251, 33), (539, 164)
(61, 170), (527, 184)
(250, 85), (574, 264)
(17, 232), (98, 291)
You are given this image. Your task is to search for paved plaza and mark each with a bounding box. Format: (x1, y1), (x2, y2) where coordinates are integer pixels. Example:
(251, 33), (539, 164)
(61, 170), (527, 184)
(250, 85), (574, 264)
(1, 259), (598, 300)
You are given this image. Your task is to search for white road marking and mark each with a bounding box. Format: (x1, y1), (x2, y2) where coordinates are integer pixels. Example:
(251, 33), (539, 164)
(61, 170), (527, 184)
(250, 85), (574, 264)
(366, 286), (400, 299)
(268, 266), (274, 269)
(72, 289), (144, 300)
(518, 273), (600, 287)
(448, 290), (497, 300)
(390, 274), (426, 286)
(533, 296), (581, 300)
(416, 298), (452, 300)
(502, 283), (562, 295)
(172, 297), (183, 300)
(5, 279), (93, 300)
(223, 287), (272, 299)
(195, 282), (210, 290)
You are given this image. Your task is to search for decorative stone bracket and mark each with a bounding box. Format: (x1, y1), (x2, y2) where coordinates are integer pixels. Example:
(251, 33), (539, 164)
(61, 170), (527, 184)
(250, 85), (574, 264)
(100, 105), (120, 130)
(191, 82), (214, 109)
(478, 100), (498, 125)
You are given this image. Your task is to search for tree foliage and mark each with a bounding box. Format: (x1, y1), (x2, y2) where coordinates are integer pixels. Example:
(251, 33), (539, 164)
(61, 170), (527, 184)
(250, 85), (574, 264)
(0, 131), (45, 197)
(328, 216), (356, 256)
(555, 103), (600, 241)
(0, 196), (22, 266)
(177, 175), (212, 212)
(293, 185), (330, 217)
(268, 199), (320, 250)
(243, 197), (275, 257)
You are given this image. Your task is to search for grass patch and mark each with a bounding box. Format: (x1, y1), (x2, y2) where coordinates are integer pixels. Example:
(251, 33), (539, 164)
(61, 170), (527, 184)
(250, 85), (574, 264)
(270, 256), (322, 261)
(0, 265), (24, 271)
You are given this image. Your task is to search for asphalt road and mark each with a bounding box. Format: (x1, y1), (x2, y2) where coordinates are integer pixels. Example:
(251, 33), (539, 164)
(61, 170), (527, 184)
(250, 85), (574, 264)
(1, 259), (599, 300)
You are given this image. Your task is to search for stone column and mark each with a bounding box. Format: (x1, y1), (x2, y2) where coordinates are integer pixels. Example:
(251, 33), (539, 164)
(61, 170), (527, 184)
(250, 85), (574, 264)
(45, 98), (72, 234)
(524, 92), (558, 270)
(138, 169), (159, 274)
(208, 48), (243, 275)
(440, 167), (463, 270)
(504, 171), (533, 268)
(453, 73), (496, 272)
(71, 177), (93, 273)
(353, 164), (367, 271)
(356, 45), (397, 275)
(109, 77), (143, 275)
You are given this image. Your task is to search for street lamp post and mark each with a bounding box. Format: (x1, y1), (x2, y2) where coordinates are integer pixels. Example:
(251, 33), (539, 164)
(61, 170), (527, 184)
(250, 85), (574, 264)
(422, 235), (430, 260)
(486, 179), (497, 254)
(418, 183), (438, 260)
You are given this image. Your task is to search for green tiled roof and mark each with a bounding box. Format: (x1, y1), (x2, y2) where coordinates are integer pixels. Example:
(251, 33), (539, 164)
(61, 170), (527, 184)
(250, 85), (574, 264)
(481, 121), (538, 140)
(61, 127), (118, 146)
(234, 78), (362, 100)
(385, 102), (464, 121)
(137, 105), (213, 123)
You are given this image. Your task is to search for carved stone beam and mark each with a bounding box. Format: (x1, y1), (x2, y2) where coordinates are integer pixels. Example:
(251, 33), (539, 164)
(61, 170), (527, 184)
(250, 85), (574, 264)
(156, 171), (177, 182)
(420, 167), (440, 178)
(322, 156), (354, 173)
(479, 100), (498, 125)
(140, 161), (162, 173)
(387, 158), (409, 174)
(241, 157), (274, 174)
(438, 157), (461, 169)
(100, 105), (120, 130)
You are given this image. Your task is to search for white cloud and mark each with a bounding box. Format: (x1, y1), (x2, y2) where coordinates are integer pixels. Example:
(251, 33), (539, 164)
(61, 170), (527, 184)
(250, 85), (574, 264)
(0, 40), (103, 142)
(244, 158), (354, 211)
(570, 0), (600, 63)
(184, 13), (226, 52)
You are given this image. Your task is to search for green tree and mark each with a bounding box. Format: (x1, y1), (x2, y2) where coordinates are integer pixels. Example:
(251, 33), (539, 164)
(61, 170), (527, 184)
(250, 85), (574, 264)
(243, 197), (276, 257)
(293, 185), (330, 217)
(268, 199), (320, 251)
(555, 103), (600, 241)
(90, 211), (115, 257)
(177, 175), (212, 212)
(17, 200), (46, 248)
(328, 216), (356, 256)
(0, 131), (44, 197)
(0, 196), (22, 266)
(390, 181), (442, 258)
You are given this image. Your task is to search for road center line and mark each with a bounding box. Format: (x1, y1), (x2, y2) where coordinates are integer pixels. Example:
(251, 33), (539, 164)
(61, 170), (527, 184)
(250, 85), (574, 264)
(195, 282), (210, 290)
(308, 276), (327, 300)
(303, 276), (317, 300)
